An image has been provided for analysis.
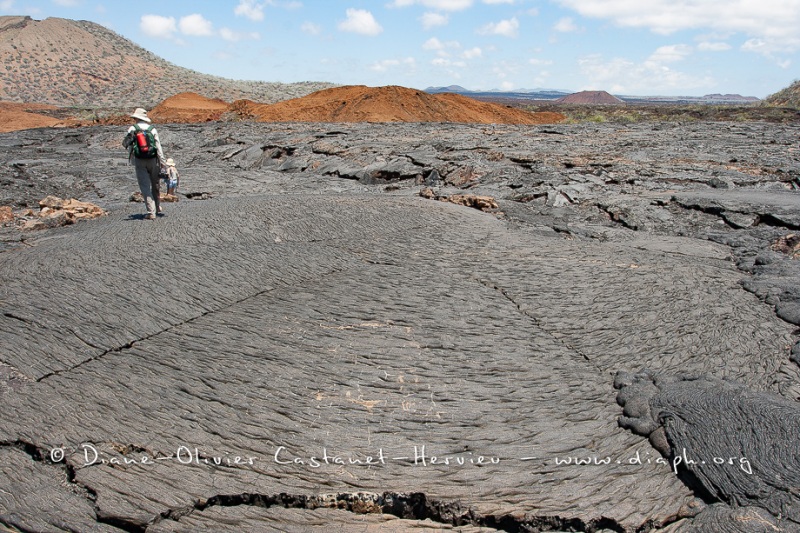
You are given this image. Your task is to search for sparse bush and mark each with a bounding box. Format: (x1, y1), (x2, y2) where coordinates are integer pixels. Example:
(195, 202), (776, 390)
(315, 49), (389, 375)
(764, 79), (800, 109)
(523, 102), (796, 124)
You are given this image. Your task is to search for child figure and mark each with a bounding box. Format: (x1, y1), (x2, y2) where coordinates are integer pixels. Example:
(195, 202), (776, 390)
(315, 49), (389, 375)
(164, 158), (180, 198)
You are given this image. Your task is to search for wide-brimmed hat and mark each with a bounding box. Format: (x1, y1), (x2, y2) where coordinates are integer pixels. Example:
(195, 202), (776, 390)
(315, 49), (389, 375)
(166, 158), (175, 166)
(130, 108), (151, 122)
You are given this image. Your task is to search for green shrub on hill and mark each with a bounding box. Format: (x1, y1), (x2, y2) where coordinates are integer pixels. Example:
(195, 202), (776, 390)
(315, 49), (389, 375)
(764, 79), (800, 109)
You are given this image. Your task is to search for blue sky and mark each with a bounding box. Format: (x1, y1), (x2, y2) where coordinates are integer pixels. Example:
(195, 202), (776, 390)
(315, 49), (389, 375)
(2, 0), (799, 98)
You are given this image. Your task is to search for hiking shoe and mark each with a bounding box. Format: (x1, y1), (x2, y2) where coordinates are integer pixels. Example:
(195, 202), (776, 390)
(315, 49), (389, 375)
(157, 206), (163, 214)
(145, 213), (156, 220)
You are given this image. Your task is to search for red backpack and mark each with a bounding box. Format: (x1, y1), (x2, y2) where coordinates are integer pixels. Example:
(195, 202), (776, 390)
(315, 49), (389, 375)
(130, 124), (158, 159)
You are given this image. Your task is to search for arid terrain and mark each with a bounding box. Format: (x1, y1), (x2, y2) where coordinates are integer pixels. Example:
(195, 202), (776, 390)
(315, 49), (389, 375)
(0, 16), (334, 107)
(2, 12), (800, 533)
(1, 112), (800, 533)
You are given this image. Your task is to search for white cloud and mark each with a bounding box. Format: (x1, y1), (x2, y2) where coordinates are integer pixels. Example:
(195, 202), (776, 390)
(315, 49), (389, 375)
(531, 71), (550, 86)
(741, 38), (794, 67)
(423, 37), (460, 49)
(499, 80), (515, 90)
(647, 44), (693, 64)
(235, 0), (267, 21)
(301, 21), (322, 35)
(697, 41), (731, 52)
(370, 57), (416, 72)
(432, 57), (466, 67)
(220, 27), (260, 41)
(420, 12), (448, 29)
(577, 52), (714, 94)
(484, 0), (515, 3)
(554, 17), (577, 32)
(179, 14), (214, 36)
(338, 8), (383, 36)
(53, 0), (79, 6)
(423, 37), (445, 50)
(478, 17), (519, 37)
(491, 59), (522, 80)
(388, 0), (474, 11)
(462, 47), (482, 59)
(529, 57), (553, 66)
(741, 38), (767, 53)
(555, 0), (800, 52)
(140, 15), (177, 39)
(423, 37), (461, 57)
(741, 36), (799, 55)
(0, 0), (14, 12)
(430, 0), (473, 8)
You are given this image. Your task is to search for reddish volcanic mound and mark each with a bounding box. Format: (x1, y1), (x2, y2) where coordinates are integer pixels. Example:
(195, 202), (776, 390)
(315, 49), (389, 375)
(0, 85), (566, 131)
(556, 90), (624, 105)
(0, 101), (74, 132)
(148, 92), (230, 123)
(237, 85), (566, 124)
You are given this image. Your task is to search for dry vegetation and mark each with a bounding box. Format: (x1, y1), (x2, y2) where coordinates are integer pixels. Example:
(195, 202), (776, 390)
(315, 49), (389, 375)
(0, 16), (334, 108)
(764, 79), (800, 109)
(516, 103), (800, 124)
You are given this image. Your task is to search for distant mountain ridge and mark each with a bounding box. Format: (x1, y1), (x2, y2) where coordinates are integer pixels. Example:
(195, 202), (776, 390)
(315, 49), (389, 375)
(425, 85), (761, 105)
(426, 85), (571, 100)
(0, 15), (334, 107)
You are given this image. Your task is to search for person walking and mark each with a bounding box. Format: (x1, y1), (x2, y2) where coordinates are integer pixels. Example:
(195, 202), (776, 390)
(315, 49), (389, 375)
(123, 108), (166, 220)
(163, 158), (180, 197)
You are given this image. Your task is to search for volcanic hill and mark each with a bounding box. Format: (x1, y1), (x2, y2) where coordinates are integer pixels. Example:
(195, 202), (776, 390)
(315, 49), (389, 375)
(149, 92), (231, 123)
(765, 79), (800, 108)
(0, 15), (333, 107)
(227, 86), (566, 124)
(556, 90), (625, 105)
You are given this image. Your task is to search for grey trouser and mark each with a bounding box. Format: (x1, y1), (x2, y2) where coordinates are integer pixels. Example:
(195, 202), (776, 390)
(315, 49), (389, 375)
(134, 157), (161, 216)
